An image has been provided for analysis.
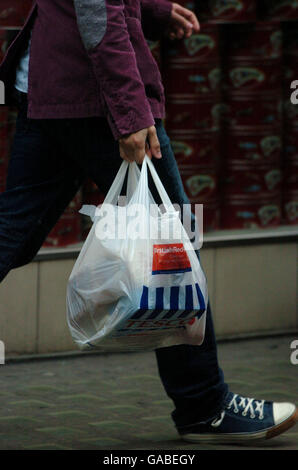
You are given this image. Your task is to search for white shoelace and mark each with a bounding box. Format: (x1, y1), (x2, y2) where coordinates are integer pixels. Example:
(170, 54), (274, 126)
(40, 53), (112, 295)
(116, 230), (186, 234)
(227, 393), (265, 420)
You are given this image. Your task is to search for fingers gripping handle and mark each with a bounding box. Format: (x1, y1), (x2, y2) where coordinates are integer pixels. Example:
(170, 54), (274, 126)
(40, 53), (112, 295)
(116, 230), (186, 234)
(80, 155), (175, 221)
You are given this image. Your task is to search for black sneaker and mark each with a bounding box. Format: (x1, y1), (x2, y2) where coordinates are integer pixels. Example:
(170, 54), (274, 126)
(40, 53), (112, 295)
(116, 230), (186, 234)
(178, 392), (298, 444)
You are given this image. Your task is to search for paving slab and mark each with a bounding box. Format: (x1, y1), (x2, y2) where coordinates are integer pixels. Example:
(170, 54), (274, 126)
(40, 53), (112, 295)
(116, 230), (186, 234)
(0, 335), (297, 450)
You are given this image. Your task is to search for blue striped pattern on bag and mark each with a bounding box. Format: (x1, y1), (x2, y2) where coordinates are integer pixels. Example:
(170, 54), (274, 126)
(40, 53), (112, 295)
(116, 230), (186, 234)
(130, 283), (206, 322)
(152, 267), (192, 275)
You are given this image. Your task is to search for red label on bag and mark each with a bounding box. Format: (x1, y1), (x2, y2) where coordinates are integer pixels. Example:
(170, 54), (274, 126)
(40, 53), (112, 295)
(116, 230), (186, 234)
(152, 243), (191, 275)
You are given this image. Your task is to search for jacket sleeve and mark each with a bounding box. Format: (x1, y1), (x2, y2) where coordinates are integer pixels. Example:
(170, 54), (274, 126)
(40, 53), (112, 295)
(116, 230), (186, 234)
(141, 0), (173, 41)
(73, 0), (155, 140)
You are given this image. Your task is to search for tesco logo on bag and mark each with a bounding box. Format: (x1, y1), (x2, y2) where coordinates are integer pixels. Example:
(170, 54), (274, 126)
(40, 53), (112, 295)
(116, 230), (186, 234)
(152, 243), (192, 275)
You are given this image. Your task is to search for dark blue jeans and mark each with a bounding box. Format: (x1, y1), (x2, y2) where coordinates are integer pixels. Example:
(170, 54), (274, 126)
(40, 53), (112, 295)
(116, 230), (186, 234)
(0, 92), (228, 430)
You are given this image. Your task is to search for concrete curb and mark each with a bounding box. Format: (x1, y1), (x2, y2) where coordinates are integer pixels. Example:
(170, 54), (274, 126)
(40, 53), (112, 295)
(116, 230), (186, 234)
(5, 329), (298, 364)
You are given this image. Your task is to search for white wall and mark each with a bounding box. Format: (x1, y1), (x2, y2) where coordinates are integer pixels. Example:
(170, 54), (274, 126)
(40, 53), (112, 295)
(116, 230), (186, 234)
(0, 242), (297, 355)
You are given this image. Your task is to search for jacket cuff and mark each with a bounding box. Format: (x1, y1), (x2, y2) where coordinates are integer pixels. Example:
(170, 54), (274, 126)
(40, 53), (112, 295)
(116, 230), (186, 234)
(141, 0), (173, 41)
(154, 0), (173, 25)
(102, 90), (155, 140)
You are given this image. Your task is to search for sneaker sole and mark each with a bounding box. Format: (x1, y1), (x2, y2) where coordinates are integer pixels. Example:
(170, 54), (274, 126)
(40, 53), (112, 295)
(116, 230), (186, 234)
(180, 406), (298, 445)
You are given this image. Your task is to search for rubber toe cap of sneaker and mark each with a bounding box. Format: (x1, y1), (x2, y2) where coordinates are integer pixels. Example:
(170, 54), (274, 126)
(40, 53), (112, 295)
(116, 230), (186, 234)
(273, 402), (296, 425)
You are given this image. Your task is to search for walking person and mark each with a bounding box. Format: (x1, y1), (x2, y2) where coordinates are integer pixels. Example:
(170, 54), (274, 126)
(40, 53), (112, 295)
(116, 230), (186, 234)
(0, 0), (297, 444)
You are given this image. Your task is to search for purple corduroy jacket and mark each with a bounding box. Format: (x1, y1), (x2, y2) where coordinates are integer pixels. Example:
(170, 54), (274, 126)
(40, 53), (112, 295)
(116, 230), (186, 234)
(0, 0), (173, 139)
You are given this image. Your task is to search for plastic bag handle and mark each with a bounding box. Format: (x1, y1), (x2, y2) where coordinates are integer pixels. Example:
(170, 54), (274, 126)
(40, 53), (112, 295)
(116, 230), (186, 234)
(103, 160), (129, 205)
(127, 161), (141, 201)
(143, 155), (176, 212)
(80, 161), (133, 220)
(80, 154), (175, 220)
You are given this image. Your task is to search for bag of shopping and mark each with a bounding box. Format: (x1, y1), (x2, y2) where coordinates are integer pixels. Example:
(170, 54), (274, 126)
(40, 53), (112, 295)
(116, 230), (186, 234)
(66, 156), (208, 352)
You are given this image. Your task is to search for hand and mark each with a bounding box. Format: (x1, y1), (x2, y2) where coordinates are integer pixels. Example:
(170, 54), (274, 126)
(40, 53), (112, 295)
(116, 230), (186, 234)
(119, 126), (162, 164)
(166, 3), (200, 40)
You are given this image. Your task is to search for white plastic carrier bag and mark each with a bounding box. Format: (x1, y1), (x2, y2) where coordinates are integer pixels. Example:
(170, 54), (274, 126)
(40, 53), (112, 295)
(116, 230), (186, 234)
(66, 156), (208, 352)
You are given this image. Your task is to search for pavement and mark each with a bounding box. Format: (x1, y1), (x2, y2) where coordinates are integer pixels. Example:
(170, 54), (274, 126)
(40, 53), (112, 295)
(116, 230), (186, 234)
(0, 335), (297, 451)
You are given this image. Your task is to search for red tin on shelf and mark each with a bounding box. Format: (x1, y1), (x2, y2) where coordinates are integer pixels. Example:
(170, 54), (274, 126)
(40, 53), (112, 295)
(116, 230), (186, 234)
(283, 55), (298, 92)
(223, 93), (282, 129)
(164, 25), (219, 63)
(224, 22), (282, 60)
(283, 97), (298, 127)
(180, 165), (218, 202)
(165, 95), (222, 131)
(0, 0), (25, 27)
(263, 1), (298, 21)
(283, 191), (298, 225)
(221, 196), (281, 229)
(163, 61), (221, 96)
(169, 131), (220, 167)
(196, 0), (256, 24)
(225, 128), (282, 166)
(202, 199), (220, 232)
(224, 59), (282, 94)
(43, 213), (82, 247)
(82, 179), (105, 207)
(283, 22), (298, 57)
(222, 165), (282, 198)
(63, 190), (82, 216)
(283, 159), (298, 192)
(188, 198), (220, 232)
(283, 127), (298, 163)
(22, 0), (33, 18)
(82, 192), (105, 207)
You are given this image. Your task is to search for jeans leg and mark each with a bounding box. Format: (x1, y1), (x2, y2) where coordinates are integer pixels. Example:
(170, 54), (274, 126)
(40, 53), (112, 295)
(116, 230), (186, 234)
(155, 305), (228, 428)
(153, 119), (229, 428)
(0, 99), (85, 282)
